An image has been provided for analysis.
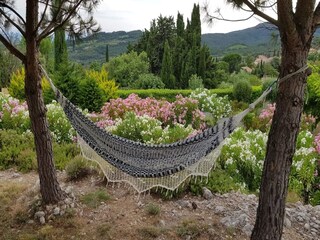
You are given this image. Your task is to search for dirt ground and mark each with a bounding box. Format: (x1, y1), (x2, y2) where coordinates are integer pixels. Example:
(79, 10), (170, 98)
(0, 169), (310, 240)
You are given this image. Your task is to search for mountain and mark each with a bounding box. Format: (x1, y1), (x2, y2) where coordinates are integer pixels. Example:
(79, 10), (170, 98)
(67, 30), (143, 65)
(67, 22), (320, 65)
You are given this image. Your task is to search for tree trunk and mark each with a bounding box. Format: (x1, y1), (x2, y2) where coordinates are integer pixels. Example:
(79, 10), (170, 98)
(251, 34), (310, 239)
(25, 0), (64, 204)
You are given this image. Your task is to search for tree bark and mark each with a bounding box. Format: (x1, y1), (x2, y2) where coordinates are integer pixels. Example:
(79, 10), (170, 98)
(251, 31), (311, 240)
(25, 0), (64, 204)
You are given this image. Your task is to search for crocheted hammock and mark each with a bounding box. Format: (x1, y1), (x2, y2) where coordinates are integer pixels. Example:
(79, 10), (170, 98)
(41, 66), (273, 193)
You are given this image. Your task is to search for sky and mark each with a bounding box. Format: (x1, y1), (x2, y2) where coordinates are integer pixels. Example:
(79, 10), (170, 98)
(94, 0), (272, 34)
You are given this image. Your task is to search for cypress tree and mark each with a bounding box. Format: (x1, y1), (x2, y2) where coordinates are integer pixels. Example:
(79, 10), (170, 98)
(53, 0), (68, 71)
(161, 40), (175, 88)
(176, 12), (185, 37)
(106, 44), (109, 62)
(198, 45), (206, 80)
(190, 4), (201, 48)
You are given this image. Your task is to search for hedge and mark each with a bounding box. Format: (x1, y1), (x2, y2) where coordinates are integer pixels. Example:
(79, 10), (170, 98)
(116, 86), (262, 102)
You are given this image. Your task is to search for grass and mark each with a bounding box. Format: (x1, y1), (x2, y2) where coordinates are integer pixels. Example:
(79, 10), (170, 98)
(80, 188), (110, 208)
(176, 220), (208, 239)
(145, 202), (161, 216)
(137, 226), (163, 239)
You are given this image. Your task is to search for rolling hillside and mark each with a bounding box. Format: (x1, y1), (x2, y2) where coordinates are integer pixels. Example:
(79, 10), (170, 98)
(67, 22), (320, 65)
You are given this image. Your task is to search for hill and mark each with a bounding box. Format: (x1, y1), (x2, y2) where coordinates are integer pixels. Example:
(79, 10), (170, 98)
(67, 22), (320, 65)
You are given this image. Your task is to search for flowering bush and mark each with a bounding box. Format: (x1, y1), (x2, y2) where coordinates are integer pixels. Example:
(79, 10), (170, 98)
(46, 101), (75, 143)
(219, 127), (267, 191)
(100, 93), (207, 129)
(0, 93), (30, 132)
(219, 127), (320, 198)
(110, 112), (195, 144)
(189, 88), (232, 125)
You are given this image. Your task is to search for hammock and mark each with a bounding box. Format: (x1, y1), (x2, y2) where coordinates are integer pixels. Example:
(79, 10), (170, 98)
(40, 66), (273, 193)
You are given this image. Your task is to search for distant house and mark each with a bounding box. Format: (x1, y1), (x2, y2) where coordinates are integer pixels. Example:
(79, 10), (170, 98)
(241, 66), (253, 73)
(254, 55), (274, 65)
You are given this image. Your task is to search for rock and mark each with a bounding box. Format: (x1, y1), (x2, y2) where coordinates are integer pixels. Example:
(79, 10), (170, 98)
(27, 220), (34, 224)
(12, 173), (20, 178)
(159, 220), (166, 227)
(242, 223), (253, 236)
(185, 235), (191, 240)
(177, 200), (191, 209)
(70, 203), (75, 208)
(202, 187), (213, 200)
(34, 211), (45, 219)
(237, 213), (249, 227)
(64, 198), (72, 205)
(39, 216), (46, 225)
(214, 206), (225, 214)
(53, 207), (60, 216)
(65, 186), (73, 194)
(284, 217), (291, 228)
(304, 223), (310, 231)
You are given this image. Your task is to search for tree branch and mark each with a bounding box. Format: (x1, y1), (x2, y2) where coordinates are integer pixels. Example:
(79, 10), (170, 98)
(278, 0), (295, 33)
(36, 0), (50, 32)
(0, 2), (26, 25)
(0, 9), (26, 37)
(0, 34), (26, 63)
(241, 0), (279, 26)
(37, 0), (84, 42)
(313, 2), (320, 27)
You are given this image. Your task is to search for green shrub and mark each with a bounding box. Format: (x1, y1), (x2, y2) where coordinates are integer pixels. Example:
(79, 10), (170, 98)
(129, 73), (165, 89)
(79, 76), (105, 112)
(86, 68), (118, 101)
(0, 130), (35, 170)
(80, 189), (110, 208)
(189, 169), (242, 195)
(116, 87), (262, 103)
(305, 67), (320, 118)
(8, 68), (25, 100)
(233, 79), (252, 103)
(65, 155), (90, 180)
(188, 74), (204, 90)
(53, 142), (80, 170)
(145, 203), (160, 216)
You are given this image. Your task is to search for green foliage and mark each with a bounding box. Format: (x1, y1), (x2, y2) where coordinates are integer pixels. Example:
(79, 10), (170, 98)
(117, 87), (262, 103)
(108, 51), (150, 87)
(0, 46), (21, 89)
(176, 220), (207, 239)
(189, 169), (242, 195)
(222, 53), (242, 73)
(53, 142), (80, 170)
(65, 155), (90, 180)
(54, 12), (68, 71)
(129, 73), (165, 89)
(8, 68), (25, 100)
(81, 189), (110, 208)
(86, 68), (118, 101)
(233, 79), (252, 103)
(188, 74), (204, 89)
(0, 130), (35, 171)
(54, 62), (83, 105)
(161, 40), (175, 88)
(79, 76), (105, 112)
(145, 203), (161, 216)
(305, 67), (320, 118)
(111, 112), (194, 144)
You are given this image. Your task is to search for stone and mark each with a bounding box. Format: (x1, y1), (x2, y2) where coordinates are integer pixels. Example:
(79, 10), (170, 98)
(159, 220), (166, 227)
(284, 217), (291, 228)
(177, 200), (191, 209)
(237, 213), (249, 227)
(242, 223), (253, 236)
(12, 173), (20, 178)
(53, 207), (60, 216)
(27, 220), (34, 224)
(39, 216), (46, 225)
(214, 206), (225, 214)
(34, 211), (45, 219)
(202, 187), (213, 200)
(304, 223), (310, 231)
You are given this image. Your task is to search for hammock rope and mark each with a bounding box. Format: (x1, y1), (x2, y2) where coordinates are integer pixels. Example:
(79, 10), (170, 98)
(39, 64), (307, 192)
